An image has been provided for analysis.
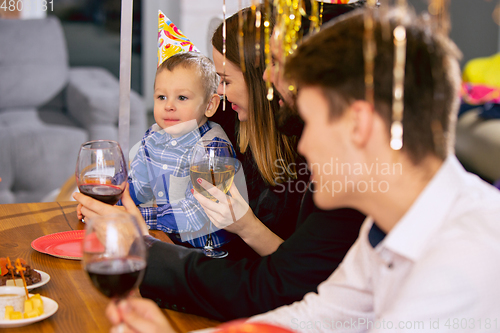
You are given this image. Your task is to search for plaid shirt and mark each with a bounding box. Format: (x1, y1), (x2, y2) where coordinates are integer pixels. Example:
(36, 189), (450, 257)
(127, 121), (234, 248)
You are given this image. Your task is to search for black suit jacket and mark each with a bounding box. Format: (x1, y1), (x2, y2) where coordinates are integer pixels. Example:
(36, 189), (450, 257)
(139, 188), (365, 321)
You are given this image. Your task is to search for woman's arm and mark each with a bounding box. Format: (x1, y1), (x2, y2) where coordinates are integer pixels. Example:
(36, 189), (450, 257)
(193, 178), (284, 256)
(139, 206), (365, 321)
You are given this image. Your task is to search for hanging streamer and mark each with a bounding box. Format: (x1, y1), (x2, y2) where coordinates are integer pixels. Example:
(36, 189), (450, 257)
(254, 0), (262, 64)
(390, 1), (408, 151)
(363, 0), (377, 106)
(319, 1), (324, 26)
(222, 0), (227, 111)
(265, 0), (274, 100)
(269, 0), (304, 99)
(310, 0), (320, 34)
(238, 0), (246, 73)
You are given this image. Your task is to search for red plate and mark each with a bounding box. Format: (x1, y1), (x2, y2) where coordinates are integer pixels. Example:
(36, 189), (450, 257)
(31, 230), (85, 260)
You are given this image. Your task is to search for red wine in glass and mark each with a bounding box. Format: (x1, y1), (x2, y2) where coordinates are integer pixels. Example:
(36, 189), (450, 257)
(86, 257), (146, 298)
(76, 140), (128, 206)
(83, 214), (147, 299)
(78, 184), (125, 205)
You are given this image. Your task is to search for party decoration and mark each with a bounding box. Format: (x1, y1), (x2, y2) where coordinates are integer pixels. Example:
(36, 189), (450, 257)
(390, 23), (407, 151)
(264, 0), (274, 101)
(363, 0), (377, 106)
(157, 10), (199, 68)
(238, 0), (246, 73)
(389, 0), (408, 151)
(222, 0), (227, 111)
(253, 0), (262, 64)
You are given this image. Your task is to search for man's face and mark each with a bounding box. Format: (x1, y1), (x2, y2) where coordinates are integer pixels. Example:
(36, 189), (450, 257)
(263, 29), (293, 107)
(263, 28), (304, 136)
(297, 86), (351, 210)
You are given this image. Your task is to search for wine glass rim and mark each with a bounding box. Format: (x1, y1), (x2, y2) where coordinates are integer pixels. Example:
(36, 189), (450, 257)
(80, 140), (121, 150)
(194, 139), (232, 149)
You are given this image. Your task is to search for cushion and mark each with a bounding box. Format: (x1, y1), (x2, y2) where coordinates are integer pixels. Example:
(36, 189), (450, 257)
(0, 17), (68, 109)
(455, 108), (500, 181)
(66, 67), (120, 126)
(0, 109), (88, 203)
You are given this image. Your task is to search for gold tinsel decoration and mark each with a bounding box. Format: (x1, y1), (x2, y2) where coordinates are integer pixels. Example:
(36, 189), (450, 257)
(238, 0), (246, 73)
(222, 0), (227, 111)
(265, 0), (274, 100)
(363, 0), (377, 106)
(390, 0), (408, 151)
(266, 0), (304, 100)
(310, 0), (320, 34)
(254, 0), (262, 65)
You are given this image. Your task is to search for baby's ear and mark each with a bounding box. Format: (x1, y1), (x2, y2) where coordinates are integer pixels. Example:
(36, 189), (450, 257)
(205, 94), (220, 117)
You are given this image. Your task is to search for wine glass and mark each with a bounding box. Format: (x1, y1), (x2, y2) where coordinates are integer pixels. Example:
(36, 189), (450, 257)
(82, 213), (147, 299)
(190, 139), (238, 258)
(76, 140), (128, 209)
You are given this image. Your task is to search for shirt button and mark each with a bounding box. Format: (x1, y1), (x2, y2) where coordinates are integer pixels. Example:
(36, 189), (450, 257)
(158, 191), (164, 197)
(162, 164), (168, 170)
(171, 140), (177, 146)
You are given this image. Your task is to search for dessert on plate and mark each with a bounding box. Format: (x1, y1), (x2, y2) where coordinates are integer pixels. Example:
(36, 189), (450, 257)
(0, 258), (42, 287)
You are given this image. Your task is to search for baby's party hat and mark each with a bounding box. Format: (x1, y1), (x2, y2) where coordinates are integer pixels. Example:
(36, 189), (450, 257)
(158, 10), (200, 67)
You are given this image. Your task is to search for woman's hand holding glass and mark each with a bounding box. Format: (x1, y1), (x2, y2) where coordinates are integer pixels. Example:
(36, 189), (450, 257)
(193, 179), (284, 256)
(192, 179), (252, 233)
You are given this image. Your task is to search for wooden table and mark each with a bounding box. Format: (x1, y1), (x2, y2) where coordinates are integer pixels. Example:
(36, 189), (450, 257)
(0, 202), (220, 332)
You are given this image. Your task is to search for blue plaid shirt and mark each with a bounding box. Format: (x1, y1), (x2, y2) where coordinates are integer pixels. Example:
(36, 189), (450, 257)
(126, 121), (235, 248)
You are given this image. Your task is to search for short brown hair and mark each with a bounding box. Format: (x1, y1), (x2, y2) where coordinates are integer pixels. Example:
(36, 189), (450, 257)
(157, 51), (219, 102)
(285, 9), (462, 164)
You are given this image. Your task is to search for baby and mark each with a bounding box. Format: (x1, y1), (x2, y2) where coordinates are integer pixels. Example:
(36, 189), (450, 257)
(127, 51), (234, 249)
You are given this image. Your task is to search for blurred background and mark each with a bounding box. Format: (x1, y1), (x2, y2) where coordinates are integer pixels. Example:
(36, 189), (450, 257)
(3, 0), (497, 119)
(1, 0), (499, 203)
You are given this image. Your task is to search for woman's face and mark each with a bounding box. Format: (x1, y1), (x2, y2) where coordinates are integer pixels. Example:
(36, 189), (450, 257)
(212, 47), (249, 121)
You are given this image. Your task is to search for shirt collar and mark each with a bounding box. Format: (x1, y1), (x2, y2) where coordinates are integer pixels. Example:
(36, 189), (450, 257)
(380, 155), (465, 261)
(148, 121), (211, 146)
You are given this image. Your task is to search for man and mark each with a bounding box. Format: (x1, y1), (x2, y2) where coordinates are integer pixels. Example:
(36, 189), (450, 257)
(248, 8), (500, 331)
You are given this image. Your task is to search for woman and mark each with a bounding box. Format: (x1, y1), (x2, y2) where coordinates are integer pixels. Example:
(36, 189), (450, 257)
(203, 6), (303, 256)
(77, 3), (364, 323)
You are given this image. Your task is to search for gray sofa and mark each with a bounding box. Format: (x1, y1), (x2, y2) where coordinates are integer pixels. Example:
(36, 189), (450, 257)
(0, 16), (147, 204)
(455, 109), (500, 182)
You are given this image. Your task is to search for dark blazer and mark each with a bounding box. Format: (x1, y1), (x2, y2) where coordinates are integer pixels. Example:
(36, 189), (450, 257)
(139, 188), (365, 321)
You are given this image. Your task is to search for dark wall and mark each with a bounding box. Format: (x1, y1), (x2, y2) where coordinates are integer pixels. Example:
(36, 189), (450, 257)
(408, 0), (499, 67)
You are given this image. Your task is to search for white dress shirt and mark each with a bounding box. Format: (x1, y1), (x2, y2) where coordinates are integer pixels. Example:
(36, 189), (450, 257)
(250, 156), (500, 332)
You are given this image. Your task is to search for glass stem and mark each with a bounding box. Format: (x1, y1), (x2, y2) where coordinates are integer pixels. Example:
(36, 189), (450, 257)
(205, 220), (214, 250)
